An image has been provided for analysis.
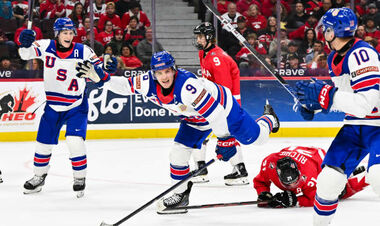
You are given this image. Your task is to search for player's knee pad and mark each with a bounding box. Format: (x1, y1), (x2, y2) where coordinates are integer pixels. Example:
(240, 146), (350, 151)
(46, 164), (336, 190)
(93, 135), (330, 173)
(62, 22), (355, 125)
(35, 141), (53, 155)
(316, 166), (347, 200)
(367, 164), (380, 197)
(170, 142), (193, 166)
(66, 136), (86, 158)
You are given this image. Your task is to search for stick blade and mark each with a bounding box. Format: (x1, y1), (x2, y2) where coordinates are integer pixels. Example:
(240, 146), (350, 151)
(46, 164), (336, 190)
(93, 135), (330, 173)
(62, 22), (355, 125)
(100, 222), (114, 226)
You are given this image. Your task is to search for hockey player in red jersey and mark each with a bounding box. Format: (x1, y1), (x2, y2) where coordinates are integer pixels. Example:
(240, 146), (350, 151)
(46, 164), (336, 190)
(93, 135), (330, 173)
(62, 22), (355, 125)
(254, 146), (368, 208)
(192, 22), (249, 186)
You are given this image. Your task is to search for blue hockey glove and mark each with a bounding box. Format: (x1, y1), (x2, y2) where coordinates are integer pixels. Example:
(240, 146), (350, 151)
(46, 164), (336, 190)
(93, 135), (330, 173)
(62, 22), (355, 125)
(300, 106), (314, 121)
(103, 54), (118, 74)
(19, 29), (36, 48)
(76, 60), (110, 83)
(215, 136), (237, 161)
(268, 191), (297, 208)
(295, 78), (337, 113)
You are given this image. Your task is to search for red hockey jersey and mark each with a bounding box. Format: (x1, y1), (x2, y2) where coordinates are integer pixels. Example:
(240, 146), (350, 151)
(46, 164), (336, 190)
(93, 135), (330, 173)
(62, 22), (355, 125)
(199, 45), (241, 104)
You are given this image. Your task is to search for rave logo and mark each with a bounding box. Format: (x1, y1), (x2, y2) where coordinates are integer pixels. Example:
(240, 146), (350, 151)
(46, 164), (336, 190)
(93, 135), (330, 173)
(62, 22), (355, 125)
(0, 87), (37, 121)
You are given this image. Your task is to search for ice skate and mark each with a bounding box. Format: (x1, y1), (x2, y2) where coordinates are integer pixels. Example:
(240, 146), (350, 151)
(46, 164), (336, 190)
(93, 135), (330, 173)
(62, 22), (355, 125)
(24, 174), (47, 194)
(73, 177), (86, 198)
(263, 100), (280, 133)
(224, 163), (249, 186)
(0, 170), (3, 183)
(191, 161), (209, 183)
(157, 181), (193, 214)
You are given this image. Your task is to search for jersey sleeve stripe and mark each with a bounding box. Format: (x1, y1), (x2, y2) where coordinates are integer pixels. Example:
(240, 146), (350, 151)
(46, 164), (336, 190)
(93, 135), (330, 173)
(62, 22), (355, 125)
(34, 47), (41, 57)
(128, 77), (135, 93)
(46, 96), (78, 103)
(215, 84), (227, 108)
(196, 94), (217, 115)
(201, 100), (219, 118)
(351, 77), (380, 90)
(351, 74), (380, 85)
(354, 84), (379, 92)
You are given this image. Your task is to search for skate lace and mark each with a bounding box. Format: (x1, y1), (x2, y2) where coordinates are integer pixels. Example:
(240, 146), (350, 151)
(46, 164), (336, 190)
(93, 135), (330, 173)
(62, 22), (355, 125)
(28, 175), (44, 186)
(164, 193), (183, 206)
(74, 178), (85, 186)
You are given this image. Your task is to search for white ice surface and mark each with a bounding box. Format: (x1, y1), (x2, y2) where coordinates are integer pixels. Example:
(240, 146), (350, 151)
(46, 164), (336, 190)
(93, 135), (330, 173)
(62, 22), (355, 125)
(0, 138), (379, 226)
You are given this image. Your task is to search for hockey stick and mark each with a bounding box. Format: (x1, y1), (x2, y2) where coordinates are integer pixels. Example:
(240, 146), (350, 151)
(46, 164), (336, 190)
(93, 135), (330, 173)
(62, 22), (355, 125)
(166, 200), (266, 210)
(27, 0), (35, 29)
(100, 157), (219, 226)
(201, 0), (298, 101)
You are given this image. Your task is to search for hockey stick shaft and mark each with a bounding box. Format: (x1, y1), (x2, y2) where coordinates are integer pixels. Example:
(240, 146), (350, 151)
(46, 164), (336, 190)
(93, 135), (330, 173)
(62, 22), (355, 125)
(100, 158), (218, 226)
(166, 200), (266, 210)
(201, 0), (298, 101)
(27, 0), (35, 29)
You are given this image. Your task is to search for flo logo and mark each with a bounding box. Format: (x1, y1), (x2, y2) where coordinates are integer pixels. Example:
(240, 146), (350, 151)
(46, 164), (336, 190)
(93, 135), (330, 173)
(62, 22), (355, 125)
(0, 87), (37, 121)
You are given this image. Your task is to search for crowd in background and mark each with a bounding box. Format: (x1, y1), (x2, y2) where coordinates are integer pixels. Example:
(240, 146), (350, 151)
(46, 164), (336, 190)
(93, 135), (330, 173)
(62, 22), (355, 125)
(0, 0), (379, 76)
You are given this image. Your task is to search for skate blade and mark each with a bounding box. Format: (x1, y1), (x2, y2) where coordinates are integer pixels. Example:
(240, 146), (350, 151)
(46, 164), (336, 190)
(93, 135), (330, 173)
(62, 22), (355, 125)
(191, 175), (210, 183)
(157, 209), (188, 215)
(23, 186), (42, 194)
(224, 177), (249, 186)
(76, 191), (84, 198)
(0, 179), (3, 183)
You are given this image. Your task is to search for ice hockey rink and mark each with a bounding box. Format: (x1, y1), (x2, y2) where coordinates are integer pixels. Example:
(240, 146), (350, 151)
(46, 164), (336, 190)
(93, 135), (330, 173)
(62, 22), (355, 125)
(0, 137), (379, 226)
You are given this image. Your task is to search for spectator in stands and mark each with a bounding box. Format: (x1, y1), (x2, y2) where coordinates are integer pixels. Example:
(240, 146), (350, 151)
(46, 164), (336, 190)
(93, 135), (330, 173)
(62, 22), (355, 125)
(124, 15), (145, 47)
(288, 13), (319, 40)
(309, 52), (328, 69)
(69, 2), (86, 28)
(12, 0), (28, 21)
(236, 15), (254, 37)
(64, 0), (85, 16)
(115, 0), (133, 18)
(0, 0), (13, 19)
(119, 44), (142, 69)
(121, 1), (150, 30)
(364, 17), (380, 40)
(97, 20), (114, 45)
(14, 17), (43, 46)
(244, 4), (266, 32)
(286, 54), (302, 70)
(299, 28), (316, 56)
(355, 25), (366, 40)
(98, 2), (121, 31)
(74, 16), (99, 43)
(236, 32), (266, 69)
(314, 0), (332, 20)
(25, 58), (42, 71)
(217, 0), (231, 15)
(305, 40), (323, 65)
(364, 36), (380, 53)
(355, 0), (367, 20)
(87, 0), (106, 20)
(108, 29), (124, 56)
(100, 43), (115, 62)
(333, 0), (345, 8)
(257, 16), (277, 51)
(305, 0), (322, 16)
(261, 0), (290, 18)
(280, 41), (305, 69)
(136, 27), (164, 69)
(286, 1), (308, 29)
(219, 15), (248, 59)
(0, 56), (17, 70)
(221, 2), (242, 30)
(40, 0), (65, 19)
(236, 0), (261, 14)
(268, 27), (290, 58)
(83, 30), (104, 57)
(0, 29), (17, 59)
(362, 4), (380, 25)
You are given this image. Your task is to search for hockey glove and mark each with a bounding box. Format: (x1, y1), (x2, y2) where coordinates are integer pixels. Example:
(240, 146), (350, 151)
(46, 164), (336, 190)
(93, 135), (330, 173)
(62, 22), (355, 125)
(215, 136), (237, 161)
(295, 78), (337, 113)
(19, 29), (36, 48)
(76, 60), (110, 84)
(268, 191), (297, 208)
(257, 191), (273, 208)
(300, 106), (314, 121)
(103, 54), (118, 74)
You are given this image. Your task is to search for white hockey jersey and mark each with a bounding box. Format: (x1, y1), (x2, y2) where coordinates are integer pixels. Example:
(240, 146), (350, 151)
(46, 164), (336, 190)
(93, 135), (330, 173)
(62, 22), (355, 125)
(19, 39), (101, 112)
(104, 68), (237, 138)
(328, 39), (380, 126)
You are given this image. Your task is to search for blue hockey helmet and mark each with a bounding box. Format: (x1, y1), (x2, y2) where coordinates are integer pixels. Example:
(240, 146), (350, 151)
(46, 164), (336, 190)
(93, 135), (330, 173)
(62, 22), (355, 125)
(151, 51), (176, 71)
(321, 8), (357, 38)
(53, 17), (77, 37)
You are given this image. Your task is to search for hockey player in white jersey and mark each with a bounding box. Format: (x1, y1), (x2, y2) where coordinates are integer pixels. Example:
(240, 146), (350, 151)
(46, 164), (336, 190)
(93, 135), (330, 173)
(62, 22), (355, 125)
(77, 50), (280, 213)
(18, 17), (116, 198)
(294, 8), (380, 226)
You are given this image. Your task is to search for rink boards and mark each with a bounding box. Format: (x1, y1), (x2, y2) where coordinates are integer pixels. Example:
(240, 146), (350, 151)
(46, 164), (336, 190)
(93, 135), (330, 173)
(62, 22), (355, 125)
(0, 78), (343, 141)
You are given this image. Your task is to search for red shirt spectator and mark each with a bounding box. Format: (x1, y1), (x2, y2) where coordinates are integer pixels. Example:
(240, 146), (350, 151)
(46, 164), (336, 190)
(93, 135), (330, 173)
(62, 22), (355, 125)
(236, 0), (261, 14)
(261, 0), (290, 18)
(97, 20), (114, 45)
(87, 0), (105, 20)
(124, 15), (145, 47)
(14, 22), (43, 46)
(288, 15), (321, 40)
(217, 0), (231, 14)
(40, 0), (65, 19)
(120, 45), (143, 69)
(97, 2), (121, 31)
(12, 0), (28, 20)
(305, 0), (322, 16)
(121, 2), (150, 30)
(243, 4), (266, 32)
(74, 17), (98, 43)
